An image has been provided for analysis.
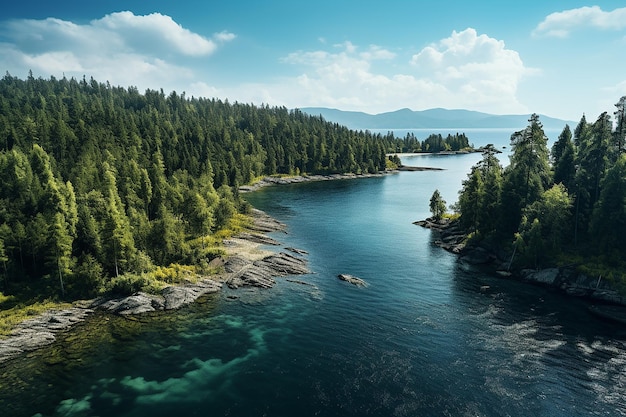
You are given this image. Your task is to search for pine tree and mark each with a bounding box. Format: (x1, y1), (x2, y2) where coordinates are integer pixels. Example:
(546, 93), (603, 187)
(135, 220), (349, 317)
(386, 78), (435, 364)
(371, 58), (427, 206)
(552, 125), (576, 190)
(429, 189), (447, 220)
(590, 154), (626, 255)
(499, 114), (551, 234)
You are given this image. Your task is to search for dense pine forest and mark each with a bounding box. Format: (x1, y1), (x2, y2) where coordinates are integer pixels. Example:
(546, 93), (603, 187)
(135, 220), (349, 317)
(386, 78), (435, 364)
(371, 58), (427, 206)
(453, 97), (626, 287)
(0, 73), (404, 300)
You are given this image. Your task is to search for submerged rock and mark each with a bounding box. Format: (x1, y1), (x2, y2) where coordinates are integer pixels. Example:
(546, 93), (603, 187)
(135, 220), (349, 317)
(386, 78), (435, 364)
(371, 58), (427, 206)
(338, 274), (368, 287)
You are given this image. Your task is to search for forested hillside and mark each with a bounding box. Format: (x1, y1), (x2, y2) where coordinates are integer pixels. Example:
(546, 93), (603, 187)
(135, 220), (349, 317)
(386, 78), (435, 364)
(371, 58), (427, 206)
(0, 73), (391, 299)
(455, 98), (626, 284)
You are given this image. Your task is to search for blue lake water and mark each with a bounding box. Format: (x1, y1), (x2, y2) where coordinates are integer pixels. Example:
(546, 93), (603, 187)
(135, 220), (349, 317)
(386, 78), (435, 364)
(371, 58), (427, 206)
(2, 142), (626, 417)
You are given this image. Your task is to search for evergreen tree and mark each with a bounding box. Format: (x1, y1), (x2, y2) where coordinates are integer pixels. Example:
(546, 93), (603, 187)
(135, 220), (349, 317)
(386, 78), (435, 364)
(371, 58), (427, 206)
(429, 190), (447, 220)
(552, 125), (576, 191)
(590, 154), (626, 255)
(499, 114), (551, 234)
(614, 96), (626, 157)
(475, 144), (503, 235)
(458, 167), (484, 233)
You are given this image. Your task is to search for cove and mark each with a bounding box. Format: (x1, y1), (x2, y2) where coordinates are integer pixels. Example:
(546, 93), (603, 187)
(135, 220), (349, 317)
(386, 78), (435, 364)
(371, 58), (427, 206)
(2, 153), (626, 417)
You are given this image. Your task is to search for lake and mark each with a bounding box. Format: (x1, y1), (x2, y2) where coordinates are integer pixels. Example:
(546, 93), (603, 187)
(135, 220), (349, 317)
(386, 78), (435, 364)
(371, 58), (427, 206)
(2, 130), (626, 417)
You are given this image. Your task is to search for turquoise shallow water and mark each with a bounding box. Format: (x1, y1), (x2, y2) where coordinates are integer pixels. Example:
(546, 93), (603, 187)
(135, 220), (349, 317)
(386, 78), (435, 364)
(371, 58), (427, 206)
(2, 151), (626, 417)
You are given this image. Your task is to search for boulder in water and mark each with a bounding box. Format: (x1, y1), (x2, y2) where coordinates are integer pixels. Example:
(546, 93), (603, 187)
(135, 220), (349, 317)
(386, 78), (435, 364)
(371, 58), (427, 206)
(338, 274), (368, 287)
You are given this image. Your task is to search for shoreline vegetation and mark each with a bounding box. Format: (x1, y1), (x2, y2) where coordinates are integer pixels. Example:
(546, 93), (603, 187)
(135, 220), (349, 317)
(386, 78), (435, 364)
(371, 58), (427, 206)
(0, 167), (448, 364)
(0, 208), (310, 364)
(414, 105), (626, 325)
(416, 215), (626, 323)
(239, 166), (445, 192)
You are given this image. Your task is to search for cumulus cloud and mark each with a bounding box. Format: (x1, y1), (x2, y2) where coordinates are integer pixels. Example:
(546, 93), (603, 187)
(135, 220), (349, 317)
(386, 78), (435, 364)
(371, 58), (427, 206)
(94, 11), (222, 56)
(409, 28), (534, 108)
(533, 6), (626, 38)
(262, 28), (533, 114)
(0, 12), (234, 93)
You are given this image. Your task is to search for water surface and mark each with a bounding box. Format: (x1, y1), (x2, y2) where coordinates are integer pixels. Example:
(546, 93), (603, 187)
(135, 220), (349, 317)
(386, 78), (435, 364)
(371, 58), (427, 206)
(2, 151), (626, 417)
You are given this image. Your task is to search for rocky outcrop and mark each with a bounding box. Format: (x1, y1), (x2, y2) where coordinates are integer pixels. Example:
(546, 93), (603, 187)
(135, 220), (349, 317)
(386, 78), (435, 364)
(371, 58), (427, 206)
(414, 217), (466, 253)
(520, 268), (625, 305)
(522, 268), (560, 285)
(417, 217), (626, 308)
(239, 172), (394, 193)
(460, 247), (493, 265)
(162, 280), (222, 309)
(233, 232), (282, 246)
(245, 209), (287, 233)
(338, 274), (368, 287)
(93, 292), (164, 315)
(0, 208), (309, 364)
(0, 307), (94, 363)
(92, 278), (224, 315)
(227, 252), (310, 289)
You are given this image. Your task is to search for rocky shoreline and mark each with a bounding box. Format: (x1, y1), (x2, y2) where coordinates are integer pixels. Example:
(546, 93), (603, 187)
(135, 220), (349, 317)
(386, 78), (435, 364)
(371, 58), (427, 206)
(239, 172), (394, 193)
(415, 217), (626, 310)
(0, 209), (310, 364)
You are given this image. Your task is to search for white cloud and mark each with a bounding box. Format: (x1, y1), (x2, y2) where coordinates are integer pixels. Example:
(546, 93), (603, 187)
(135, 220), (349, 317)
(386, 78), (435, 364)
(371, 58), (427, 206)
(219, 29), (533, 115)
(360, 45), (396, 60)
(214, 31), (236, 42)
(94, 11), (221, 56)
(533, 6), (626, 38)
(0, 12), (235, 95)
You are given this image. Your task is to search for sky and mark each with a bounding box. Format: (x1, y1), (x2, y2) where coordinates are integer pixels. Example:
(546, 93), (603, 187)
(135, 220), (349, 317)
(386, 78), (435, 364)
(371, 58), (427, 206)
(0, 1), (625, 122)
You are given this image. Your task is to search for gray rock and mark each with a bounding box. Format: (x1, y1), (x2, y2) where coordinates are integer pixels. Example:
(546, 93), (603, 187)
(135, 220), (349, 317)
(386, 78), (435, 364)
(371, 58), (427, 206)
(246, 208), (287, 233)
(236, 232), (282, 246)
(338, 274), (368, 287)
(460, 247), (491, 265)
(98, 292), (164, 315)
(524, 268), (560, 285)
(162, 279), (222, 310)
(286, 247), (309, 255)
(227, 252), (309, 289)
(0, 307), (94, 364)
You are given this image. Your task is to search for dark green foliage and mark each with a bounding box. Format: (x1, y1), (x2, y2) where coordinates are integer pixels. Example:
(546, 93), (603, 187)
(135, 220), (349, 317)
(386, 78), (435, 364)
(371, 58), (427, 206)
(388, 132), (470, 153)
(455, 105), (626, 271)
(552, 125), (576, 190)
(590, 154), (626, 254)
(429, 189), (446, 220)
(458, 144), (503, 234)
(0, 74), (388, 299)
(614, 96), (625, 156)
(499, 114), (551, 234)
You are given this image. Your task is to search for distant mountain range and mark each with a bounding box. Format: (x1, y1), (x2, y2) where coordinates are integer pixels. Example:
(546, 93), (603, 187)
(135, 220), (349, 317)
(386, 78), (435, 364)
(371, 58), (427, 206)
(300, 107), (575, 131)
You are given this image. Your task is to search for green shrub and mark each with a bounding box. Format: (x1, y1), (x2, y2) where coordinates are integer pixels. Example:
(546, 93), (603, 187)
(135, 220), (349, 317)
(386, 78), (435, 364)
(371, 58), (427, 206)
(106, 274), (147, 296)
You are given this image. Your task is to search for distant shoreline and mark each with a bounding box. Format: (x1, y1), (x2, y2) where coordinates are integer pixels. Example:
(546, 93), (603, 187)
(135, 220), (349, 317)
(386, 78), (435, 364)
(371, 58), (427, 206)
(239, 168), (444, 193)
(239, 172), (392, 193)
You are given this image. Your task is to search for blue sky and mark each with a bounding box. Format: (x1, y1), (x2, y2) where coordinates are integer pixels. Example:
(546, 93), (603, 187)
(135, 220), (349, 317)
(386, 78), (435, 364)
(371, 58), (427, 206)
(1, 1), (625, 121)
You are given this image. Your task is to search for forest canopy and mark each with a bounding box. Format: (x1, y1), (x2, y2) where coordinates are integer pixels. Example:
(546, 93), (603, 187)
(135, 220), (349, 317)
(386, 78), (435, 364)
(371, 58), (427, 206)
(454, 98), (626, 283)
(0, 73), (396, 299)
